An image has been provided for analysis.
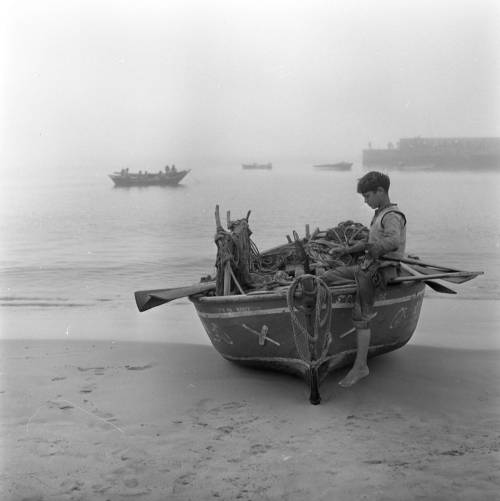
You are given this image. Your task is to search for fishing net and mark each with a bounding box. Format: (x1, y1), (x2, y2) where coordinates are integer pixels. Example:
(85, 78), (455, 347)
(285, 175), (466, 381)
(214, 208), (369, 295)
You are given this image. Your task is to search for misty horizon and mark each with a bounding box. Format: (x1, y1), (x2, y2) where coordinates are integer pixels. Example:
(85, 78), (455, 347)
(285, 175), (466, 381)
(2, 0), (499, 174)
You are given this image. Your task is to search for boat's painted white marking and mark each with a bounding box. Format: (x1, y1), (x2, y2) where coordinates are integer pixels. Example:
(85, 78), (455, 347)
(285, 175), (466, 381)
(196, 290), (424, 319)
(389, 307), (409, 329)
(208, 322), (234, 345)
(339, 327), (357, 338)
(241, 324), (280, 346)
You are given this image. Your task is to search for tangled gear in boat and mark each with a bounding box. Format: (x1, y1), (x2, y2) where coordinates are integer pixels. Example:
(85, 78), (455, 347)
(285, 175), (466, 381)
(214, 206), (259, 295)
(213, 206), (369, 295)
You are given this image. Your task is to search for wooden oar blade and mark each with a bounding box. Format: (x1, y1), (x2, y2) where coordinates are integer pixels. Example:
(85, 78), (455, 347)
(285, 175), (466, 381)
(411, 265), (482, 284)
(422, 280), (457, 294)
(396, 261), (457, 294)
(134, 282), (216, 312)
(382, 257), (484, 284)
(134, 292), (170, 312)
(438, 273), (482, 284)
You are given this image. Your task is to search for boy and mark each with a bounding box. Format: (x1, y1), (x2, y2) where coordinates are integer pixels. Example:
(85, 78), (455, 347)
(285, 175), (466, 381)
(322, 171), (406, 387)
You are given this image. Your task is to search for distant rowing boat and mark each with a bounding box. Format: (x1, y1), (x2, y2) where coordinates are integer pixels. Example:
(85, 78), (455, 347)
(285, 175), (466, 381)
(242, 163), (273, 170)
(313, 162), (352, 171)
(109, 168), (190, 187)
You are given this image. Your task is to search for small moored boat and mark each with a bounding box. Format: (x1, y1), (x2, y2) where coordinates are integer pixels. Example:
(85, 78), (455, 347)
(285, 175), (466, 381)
(242, 162), (273, 170)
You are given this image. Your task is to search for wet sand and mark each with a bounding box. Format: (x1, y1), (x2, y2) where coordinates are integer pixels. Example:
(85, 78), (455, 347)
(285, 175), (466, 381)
(1, 299), (499, 500)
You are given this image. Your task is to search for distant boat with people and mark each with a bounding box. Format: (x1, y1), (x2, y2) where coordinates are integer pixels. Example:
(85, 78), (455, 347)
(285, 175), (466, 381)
(313, 162), (353, 171)
(242, 162), (273, 170)
(109, 166), (190, 187)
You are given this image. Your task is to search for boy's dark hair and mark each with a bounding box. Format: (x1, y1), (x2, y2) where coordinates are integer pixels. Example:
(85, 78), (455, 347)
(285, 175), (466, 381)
(357, 171), (390, 193)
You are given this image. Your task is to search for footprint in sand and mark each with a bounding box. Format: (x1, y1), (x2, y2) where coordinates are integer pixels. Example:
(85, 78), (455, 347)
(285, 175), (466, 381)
(440, 449), (465, 456)
(47, 399), (74, 411)
(216, 425), (234, 434)
(60, 479), (84, 493)
(77, 366), (106, 376)
(174, 471), (196, 488)
(80, 383), (96, 394)
(363, 459), (386, 465)
(249, 443), (272, 455)
(125, 363), (153, 371)
(123, 477), (139, 488)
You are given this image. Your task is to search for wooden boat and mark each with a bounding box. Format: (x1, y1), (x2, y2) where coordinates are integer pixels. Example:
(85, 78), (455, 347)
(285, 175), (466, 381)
(190, 278), (425, 399)
(242, 162), (273, 170)
(314, 162), (353, 171)
(109, 168), (190, 187)
(134, 208), (482, 404)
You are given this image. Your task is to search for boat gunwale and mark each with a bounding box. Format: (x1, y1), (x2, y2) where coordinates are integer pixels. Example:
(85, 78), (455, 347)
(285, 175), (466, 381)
(193, 281), (424, 305)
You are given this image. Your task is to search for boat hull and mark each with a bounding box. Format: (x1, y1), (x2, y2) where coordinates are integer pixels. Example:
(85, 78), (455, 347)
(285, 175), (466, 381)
(109, 170), (190, 187)
(190, 281), (425, 380)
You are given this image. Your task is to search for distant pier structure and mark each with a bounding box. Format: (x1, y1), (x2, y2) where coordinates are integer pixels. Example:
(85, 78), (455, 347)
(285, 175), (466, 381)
(362, 137), (500, 170)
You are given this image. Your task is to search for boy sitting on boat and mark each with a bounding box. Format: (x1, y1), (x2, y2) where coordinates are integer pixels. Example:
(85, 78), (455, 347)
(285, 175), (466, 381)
(322, 171), (406, 387)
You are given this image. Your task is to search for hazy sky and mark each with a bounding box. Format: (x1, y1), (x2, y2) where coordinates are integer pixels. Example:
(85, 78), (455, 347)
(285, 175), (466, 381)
(2, 0), (499, 170)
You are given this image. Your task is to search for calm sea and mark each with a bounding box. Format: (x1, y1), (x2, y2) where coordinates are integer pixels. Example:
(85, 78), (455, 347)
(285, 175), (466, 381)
(1, 162), (499, 342)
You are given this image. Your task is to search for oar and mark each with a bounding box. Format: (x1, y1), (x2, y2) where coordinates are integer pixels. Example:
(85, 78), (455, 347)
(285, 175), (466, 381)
(397, 262), (456, 294)
(383, 256), (483, 284)
(392, 271), (478, 283)
(134, 282), (216, 312)
(407, 264), (482, 284)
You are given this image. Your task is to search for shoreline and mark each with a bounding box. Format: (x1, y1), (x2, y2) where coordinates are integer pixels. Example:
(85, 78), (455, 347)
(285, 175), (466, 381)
(0, 296), (499, 348)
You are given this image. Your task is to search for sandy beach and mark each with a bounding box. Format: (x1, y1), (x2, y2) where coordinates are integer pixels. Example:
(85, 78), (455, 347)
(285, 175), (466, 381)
(1, 299), (499, 501)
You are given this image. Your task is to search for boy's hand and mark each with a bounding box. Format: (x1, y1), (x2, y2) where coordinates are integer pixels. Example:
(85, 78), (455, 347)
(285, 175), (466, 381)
(328, 247), (347, 257)
(365, 242), (383, 259)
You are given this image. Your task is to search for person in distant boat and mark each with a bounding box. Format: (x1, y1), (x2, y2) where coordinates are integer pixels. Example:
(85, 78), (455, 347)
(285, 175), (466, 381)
(165, 165), (170, 173)
(321, 171), (406, 387)
(171, 164), (177, 173)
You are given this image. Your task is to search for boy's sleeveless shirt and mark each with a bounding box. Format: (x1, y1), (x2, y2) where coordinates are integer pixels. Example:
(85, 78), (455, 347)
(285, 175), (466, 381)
(369, 204), (406, 258)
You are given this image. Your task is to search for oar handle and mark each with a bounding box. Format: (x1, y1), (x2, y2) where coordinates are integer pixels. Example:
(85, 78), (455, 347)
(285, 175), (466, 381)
(392, 271), (476, 282)
(399, 262), (422, 277)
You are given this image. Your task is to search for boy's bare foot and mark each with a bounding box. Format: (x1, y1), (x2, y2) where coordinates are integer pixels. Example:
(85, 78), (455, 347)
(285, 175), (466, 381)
(338, 366), (369, 387)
